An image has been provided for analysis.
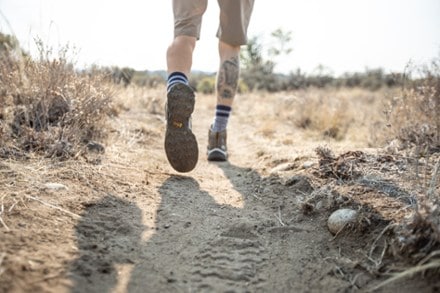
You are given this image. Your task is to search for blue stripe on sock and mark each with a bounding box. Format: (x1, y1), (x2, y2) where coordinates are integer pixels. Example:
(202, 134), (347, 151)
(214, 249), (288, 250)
(216, 109), (230, 115)
(212, 105), (232, 132)
(168, 76), (186, 83)
(168, 72), (187, 80)
(167, 72), (189, 92)
(216, 105), (232, 111)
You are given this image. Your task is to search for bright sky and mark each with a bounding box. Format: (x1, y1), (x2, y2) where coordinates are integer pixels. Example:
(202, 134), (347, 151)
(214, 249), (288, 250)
(1, 0), (439, 75)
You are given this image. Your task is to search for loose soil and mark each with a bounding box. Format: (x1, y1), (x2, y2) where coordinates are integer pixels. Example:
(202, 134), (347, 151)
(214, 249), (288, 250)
(0, 88), (439, 292)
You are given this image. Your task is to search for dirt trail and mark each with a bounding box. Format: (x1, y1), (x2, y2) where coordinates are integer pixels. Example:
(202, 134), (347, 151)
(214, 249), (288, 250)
(1, 89), (437, 292)
(69, 94), (335, 292)
(64, 91), (344, 292)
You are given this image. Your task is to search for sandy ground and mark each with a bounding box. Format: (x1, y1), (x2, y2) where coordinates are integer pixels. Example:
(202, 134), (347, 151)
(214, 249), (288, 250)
(0, 88), (439, 292)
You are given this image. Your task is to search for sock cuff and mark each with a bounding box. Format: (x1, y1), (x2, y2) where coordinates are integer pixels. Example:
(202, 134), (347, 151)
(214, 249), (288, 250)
(168, 72), (188, 81)
(215, 105), (231, 118)
(216, 105), (232, 111)
(212, 105), (231, 132)
(167, 72), (189, 92)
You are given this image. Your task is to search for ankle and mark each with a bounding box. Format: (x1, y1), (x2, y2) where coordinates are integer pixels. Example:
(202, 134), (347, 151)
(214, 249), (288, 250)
(167, 72), (189, 93)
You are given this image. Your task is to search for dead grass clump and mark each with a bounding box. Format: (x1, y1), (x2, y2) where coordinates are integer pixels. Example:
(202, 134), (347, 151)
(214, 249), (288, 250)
(390, 159), (440, 260)
(382, 58), (440, 280)
(0, 39), (112, 159)
(315, 146), (366, 180)
(371, 159), (440, 289)
(274, 88), (393, 146)
(391, 212), (440, 261)
(294, 91), (352, 140)
(386, 57), (440, 154)
(299, 185), (351, 216)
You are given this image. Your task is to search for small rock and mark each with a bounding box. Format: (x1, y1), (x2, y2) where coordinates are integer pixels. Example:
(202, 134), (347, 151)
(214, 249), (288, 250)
(44, 183), (68, 191)
(302, 161), (315, 169)
(327, 208), (358, 235)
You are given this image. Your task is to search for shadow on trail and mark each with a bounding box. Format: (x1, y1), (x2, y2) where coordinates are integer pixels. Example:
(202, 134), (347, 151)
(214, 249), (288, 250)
(127, 170), (266, 292)
(69, 195), (145, 293)
(69, 163), (276, 292)
(69, 161), (426, 292)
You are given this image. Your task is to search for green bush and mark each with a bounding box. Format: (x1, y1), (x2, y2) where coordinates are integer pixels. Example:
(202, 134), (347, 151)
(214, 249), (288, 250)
(196, 76), (216, 94)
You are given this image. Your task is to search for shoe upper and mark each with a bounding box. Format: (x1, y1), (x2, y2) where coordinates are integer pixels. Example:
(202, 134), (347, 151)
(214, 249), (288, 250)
(207, 127), (228, 161)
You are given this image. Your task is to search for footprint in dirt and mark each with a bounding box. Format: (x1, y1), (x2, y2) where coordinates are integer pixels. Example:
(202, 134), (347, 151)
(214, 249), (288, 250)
(69, 195), (145, 293)
(127, 171), (269, 292)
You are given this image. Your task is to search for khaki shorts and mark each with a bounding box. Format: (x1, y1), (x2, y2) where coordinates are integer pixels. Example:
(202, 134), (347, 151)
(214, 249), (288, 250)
(172, 0), (255, 46)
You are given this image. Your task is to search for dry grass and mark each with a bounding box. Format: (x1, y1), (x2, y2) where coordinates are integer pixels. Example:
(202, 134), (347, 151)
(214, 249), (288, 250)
(113, 85), (165, 116)
(250, 87), (397, 147)
(293, 90), (354, 140)
(386, 58), (440, 154)
(0, 40), (113, 159)
(377, 59), (440, 282)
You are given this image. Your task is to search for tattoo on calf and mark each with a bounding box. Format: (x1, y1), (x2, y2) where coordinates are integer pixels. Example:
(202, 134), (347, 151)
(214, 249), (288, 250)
(217, 56), (239, 99)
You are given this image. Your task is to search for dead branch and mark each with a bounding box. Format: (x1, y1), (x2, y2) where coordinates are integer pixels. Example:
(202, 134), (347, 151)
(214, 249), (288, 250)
(25, 195), (80, 219)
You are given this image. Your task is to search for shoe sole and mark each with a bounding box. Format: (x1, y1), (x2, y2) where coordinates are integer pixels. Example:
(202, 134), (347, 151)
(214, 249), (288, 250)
(165, 83), (198, 172)
(207, 148), (227, 161)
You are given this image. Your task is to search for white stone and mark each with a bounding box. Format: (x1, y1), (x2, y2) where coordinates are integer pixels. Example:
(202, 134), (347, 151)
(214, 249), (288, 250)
(44, 183), (68, 191)
(302, 161), (315, 169)
(327, 208), (358, 235)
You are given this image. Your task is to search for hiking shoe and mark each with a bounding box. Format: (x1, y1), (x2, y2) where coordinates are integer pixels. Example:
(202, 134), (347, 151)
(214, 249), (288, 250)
(207, 127), (228, 161)
(164, 83), (198, 172)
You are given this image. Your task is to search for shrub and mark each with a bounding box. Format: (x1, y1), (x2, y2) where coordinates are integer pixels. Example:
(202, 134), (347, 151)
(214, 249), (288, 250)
(131, 71), (165, 88)
(293, 92), (352, 140)
(386, 57), (440, 153)
(0, 37), (113, 159)
(196, 76), (216, 94)
(237, 79), (249, 94)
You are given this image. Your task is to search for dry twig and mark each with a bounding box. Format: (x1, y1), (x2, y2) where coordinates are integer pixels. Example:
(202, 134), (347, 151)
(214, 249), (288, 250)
(0, 252), (6, 277)
(369, 223), (395, 259)
(275, 206), (286, 226)
(428, 158), (440, 200)
(25, 195), (80, 219)
(0, 204), (10, 231)
(368, 260), (440, 292)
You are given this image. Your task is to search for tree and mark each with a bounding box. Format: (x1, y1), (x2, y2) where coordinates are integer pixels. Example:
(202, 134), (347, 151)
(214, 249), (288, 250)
(268, 28), (293, 64)
(240, 28), (293, 92)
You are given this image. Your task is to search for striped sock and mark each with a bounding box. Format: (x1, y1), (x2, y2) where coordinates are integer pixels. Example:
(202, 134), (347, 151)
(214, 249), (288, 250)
(212, 105), (232, 132)
(167, 72), (189, 93)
